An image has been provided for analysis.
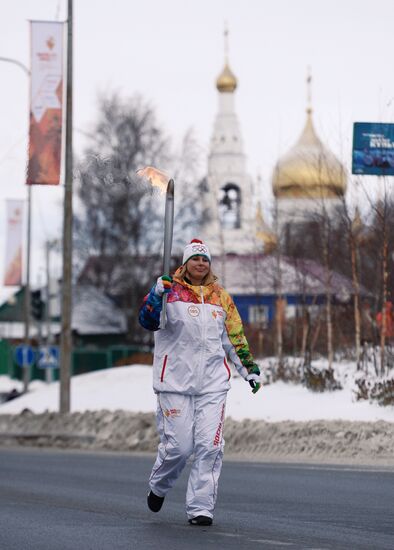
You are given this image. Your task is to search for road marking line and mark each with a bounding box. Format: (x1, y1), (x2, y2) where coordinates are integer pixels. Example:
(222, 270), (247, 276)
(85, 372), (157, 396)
(249, 539), (294, 546)
(212, 531), (294, 546)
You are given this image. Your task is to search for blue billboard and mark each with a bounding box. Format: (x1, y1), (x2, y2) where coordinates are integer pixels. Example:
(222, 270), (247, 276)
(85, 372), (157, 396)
(352, 122), (394, 176)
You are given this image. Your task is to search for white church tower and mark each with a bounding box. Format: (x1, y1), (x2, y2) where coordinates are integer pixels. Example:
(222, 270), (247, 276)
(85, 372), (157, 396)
(201, 31), (256, 255)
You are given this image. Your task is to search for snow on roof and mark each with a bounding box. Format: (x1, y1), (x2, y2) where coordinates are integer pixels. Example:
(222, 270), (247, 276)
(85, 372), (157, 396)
(212, 254), (365, 300)
(0, 285), (127, 336)
(79, 254), (367, 302)
(72, 285), (127, 335)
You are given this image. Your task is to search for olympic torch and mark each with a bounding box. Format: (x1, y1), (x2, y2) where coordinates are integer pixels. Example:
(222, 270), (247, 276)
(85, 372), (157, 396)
(161, 178), (174, 328)
(136, 167), (175, 329)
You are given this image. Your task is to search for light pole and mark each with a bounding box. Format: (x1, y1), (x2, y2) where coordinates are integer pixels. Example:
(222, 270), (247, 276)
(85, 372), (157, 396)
(0, 56), (32, 393)
(59, 0), (73, 413)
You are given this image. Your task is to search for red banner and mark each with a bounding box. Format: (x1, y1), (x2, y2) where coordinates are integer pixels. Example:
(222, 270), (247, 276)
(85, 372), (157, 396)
(27, 21), (64, 185)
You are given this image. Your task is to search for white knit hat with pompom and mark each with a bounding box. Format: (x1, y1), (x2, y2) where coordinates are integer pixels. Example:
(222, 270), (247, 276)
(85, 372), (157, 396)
(182, 239), (211, 265)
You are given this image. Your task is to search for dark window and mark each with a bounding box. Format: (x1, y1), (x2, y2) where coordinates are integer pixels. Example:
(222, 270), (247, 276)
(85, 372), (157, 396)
(219, 183), (241, 229)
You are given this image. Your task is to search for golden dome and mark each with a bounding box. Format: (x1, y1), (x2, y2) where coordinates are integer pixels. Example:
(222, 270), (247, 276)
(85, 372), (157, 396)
(272, 109), (347, 199)
(216, 63), (237, 93)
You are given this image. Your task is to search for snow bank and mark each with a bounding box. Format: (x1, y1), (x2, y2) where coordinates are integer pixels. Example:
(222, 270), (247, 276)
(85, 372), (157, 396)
(1, 364), (394, 465)
(0, 410), (393, 466)
(1, 364), (394, 423)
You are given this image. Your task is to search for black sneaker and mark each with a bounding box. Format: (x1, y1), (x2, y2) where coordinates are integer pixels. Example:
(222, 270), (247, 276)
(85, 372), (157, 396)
(188, 515), (213, 526)
(147, 490), (165, 512)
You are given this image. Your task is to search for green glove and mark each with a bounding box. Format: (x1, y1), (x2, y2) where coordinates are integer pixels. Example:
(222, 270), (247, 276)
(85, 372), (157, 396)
(155, 275), (173, 296)
(246, 364), (262, 394)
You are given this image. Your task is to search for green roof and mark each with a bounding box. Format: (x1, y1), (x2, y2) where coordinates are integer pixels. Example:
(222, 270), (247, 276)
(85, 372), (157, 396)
(0, 287), (26, 322)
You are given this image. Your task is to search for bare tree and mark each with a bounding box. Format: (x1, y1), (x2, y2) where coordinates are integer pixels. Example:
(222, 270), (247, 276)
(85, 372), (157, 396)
(75, 92), (205, 342)
(370, 179), (392, 375)
(272, 194), (284, 368)
(353, 174), (394, 375)
(335, 194), (363, 365)
(321, 204), (334, 370)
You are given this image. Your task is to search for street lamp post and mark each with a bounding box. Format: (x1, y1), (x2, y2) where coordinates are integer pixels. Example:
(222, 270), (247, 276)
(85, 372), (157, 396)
(0, 56), (30, 76)
(0, 56), (32, 393)
(59, 0), (74, 413)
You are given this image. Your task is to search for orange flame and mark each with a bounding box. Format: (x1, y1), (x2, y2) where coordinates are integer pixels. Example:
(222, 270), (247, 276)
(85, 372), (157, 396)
(136, 166), (170, 194)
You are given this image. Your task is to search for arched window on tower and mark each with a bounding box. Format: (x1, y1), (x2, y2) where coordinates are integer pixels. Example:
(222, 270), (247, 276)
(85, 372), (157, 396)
(218, 183), (241, 229)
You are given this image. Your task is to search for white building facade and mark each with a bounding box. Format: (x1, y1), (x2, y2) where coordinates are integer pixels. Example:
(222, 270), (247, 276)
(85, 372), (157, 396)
(201, 61), (259, 255)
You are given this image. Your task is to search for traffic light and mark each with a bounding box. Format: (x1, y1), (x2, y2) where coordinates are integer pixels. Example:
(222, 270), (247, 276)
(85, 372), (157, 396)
(30, 289), (44, 321)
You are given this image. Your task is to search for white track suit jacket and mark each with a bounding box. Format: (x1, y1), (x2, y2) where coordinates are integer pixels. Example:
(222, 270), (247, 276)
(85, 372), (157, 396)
(139, 271), (256, 395)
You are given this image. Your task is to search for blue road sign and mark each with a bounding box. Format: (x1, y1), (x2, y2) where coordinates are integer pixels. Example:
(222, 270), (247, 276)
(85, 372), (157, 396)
(14, 345), (35, 368)
(37, 346), (59, 369)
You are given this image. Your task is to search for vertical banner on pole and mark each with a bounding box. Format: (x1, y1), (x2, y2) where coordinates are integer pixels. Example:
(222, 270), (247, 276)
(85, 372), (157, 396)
(27, 21), (64, 185)
(4, 199), (24, 286)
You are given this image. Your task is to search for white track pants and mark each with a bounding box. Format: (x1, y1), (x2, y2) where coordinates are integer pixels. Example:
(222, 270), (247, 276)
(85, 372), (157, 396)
(149, 391), (227, 520)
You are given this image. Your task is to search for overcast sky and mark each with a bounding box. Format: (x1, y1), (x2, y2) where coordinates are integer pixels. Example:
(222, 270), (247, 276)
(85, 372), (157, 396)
(0, 0), (393, 301)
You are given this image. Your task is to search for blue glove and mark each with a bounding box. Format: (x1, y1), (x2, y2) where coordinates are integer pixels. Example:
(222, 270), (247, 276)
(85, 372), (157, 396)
(155, 275), (173, 296)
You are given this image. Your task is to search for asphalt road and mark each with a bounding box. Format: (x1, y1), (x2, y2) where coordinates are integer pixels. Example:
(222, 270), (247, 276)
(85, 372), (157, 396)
(0, 448), (393, 550)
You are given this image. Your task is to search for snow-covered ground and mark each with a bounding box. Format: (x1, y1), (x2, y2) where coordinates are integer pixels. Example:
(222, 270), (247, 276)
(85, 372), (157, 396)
(1, 363), (393, 423)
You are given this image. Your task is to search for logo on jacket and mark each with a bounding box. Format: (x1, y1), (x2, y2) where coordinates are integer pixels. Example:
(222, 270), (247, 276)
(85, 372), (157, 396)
(188, 305), (200, 317)
(212, 309), (223, 319)
(164, 408), (181, 418)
